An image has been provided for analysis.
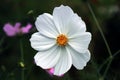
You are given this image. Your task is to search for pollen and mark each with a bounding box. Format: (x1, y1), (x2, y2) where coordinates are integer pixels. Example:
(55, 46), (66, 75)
(57, 34), (68, 46)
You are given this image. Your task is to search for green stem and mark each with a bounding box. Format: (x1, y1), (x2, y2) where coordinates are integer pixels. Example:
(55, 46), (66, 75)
(113, 50), (120, 57)
(0, 36), (5, 46)
(91, 55), (101, 78)
(92, 61), (102, 79)
(103, 58), (112, 78)
(87, 2), (115, 79)
(103, 50), (120, 77)
(99, 50), (120, 72)
(98, 57), (110, 72)
(87, 2), (112, 57)
(20, 38), (24, 80)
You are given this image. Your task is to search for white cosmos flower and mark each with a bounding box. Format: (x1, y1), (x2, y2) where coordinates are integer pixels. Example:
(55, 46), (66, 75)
(30, 5), (92, 76)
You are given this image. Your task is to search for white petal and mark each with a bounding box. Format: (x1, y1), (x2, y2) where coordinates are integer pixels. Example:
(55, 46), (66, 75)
(30, 32), (56, 51)
(53, 5), (74, 34)
(68, 32), (91, 53)
(67, 14), (86, 37)
(67, 46), (91, 69)
(54, 46), (72, 75)
(35, 13), (59, 38)
(34, 46), (60, 69)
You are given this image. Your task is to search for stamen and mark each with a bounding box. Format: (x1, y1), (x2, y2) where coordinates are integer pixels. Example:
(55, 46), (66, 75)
(56, 34), (68, 46)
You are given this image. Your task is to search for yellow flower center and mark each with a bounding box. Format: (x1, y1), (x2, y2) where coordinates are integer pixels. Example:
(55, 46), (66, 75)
(57, 34), (68, 46)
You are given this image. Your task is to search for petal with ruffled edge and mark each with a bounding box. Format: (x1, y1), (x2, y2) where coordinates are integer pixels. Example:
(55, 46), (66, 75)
(68, 32), (91, 53)
(34, 46), (60, 69)
(67, 14), (86, 37)
(30, 32), (56, 51)
(35, 13), (59, 38)
(67, 46), (91, 69)
(3, 23), (16, 36)
(53, 5), (74, 34)
(54, 46), (72, 76)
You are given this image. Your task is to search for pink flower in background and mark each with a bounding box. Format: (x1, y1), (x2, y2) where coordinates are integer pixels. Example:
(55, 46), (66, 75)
(46, 68), (54, 76)
(46, 68), (63, 77)
(3, 22), (32, 37)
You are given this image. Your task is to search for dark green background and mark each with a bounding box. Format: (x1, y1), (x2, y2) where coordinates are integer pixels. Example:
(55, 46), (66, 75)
(0, 0), (120, 80)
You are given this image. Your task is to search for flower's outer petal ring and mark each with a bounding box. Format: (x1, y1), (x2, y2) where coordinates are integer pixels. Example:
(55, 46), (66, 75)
(35, 13), (59, 38)
(67, 46), (91, 69)
(68, 32), (91, 53)
(30, 32), (56, 51)
(34, 46), (60, 69)
(54, 46), (72, 76)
